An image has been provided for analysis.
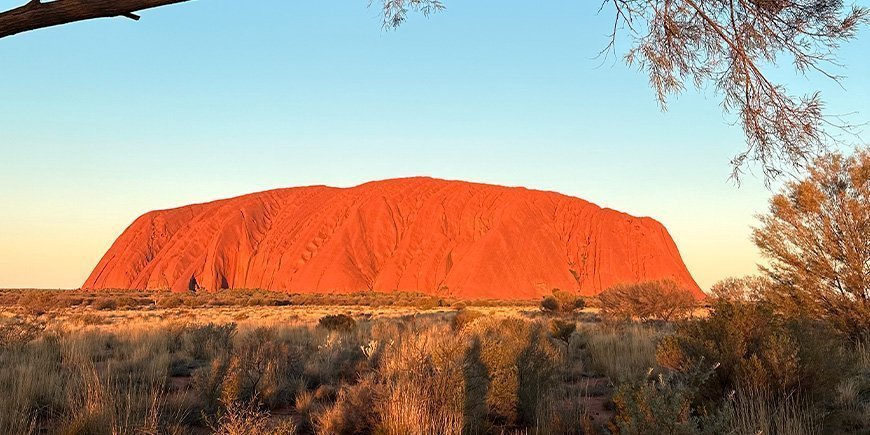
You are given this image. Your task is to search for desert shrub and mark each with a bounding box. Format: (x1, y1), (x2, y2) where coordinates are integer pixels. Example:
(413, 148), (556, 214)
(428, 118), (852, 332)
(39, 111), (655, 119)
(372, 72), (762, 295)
(157, 295), (184, 309)
(0, 338), (67, 432)
(175, 323), (237, 363)
(533, 388), (594, 435)
(15, 291), (59, 315)
(222, 327), (303, 408)
(0, 317), (45, 348)
(549, 319), (576, 347)
(541, 289), (585, 315)
(62, 371), (167, 435)
(76, 313), (106, 326)
(599, 279), (697, 322)
(53, 330), (181, 435)
(541, 295), (561, 313)
(829, 339), (870, 432)
(92, 298), (118, 311)
(318, 314), (356, 332)
(413, 297), (440, 310)
(451, 308), (485, 330)
(657, 299), (851, 411)
(210, 401), (297, 435)
(515, 325), (562, 425)
(16, 302), (863, 433)
(611, 373), (699, 435)
(708, 276), (765, 303)
(302, 332), (366, 388)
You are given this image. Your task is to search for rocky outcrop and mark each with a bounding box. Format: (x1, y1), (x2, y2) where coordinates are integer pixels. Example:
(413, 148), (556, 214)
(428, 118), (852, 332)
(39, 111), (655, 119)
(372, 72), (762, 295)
(83, 177), (703, 299)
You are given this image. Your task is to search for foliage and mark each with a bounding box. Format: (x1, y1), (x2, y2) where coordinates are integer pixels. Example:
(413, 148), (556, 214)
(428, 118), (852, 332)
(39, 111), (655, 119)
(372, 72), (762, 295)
(0, 317), (45, 348)
(657, 299), (850, 407)
(609, 0), (868, 179)
(753, 149), (870, 339)
(549, 319), (576, 345)
(1, 299), (866, 433)
(451, 308), (484, 331)
(611, 372), (699, 435)
(541, 288), (586, 315)
(708, 276), (765, 303)
(599, 280), (697, 321)
(317, 314), (357, 332)
(210, 401), (297, 435)
(541, 296), (561, 313)
(315, 377), (377, 434)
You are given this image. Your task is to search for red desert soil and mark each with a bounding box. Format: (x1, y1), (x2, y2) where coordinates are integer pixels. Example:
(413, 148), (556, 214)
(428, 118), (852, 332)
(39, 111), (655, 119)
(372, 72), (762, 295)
(83, 177), (702, 299)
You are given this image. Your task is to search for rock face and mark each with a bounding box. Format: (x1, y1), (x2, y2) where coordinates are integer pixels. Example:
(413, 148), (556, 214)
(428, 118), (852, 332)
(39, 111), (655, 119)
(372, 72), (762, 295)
(83, 177), (703, 299)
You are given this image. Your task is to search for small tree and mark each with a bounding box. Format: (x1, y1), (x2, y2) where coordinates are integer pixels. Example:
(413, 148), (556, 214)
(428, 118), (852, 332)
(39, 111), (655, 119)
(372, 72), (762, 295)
(599, 280), (697, 322)
(752, 150), (870, 338)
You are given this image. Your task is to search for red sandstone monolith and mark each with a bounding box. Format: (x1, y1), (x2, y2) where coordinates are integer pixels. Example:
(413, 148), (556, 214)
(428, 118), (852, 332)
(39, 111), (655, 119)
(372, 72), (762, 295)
(83, 177), (703, 299)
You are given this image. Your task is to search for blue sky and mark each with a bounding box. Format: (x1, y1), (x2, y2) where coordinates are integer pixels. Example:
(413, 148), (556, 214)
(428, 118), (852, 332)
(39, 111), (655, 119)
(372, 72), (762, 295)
(0, 0), (867, 289)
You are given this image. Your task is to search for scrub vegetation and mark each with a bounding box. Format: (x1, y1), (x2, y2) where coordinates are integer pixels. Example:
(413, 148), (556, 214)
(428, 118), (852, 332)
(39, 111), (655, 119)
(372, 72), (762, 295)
(0, 150), (867, 434)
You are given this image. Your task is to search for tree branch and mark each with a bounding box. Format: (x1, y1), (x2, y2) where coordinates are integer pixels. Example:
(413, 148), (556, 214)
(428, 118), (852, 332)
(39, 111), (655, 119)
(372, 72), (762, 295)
(0, 0), (191, 39)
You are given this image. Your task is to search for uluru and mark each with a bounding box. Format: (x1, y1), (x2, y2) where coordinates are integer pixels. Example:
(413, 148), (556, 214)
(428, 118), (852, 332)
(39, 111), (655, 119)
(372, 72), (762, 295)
(83, 177), (702, 299)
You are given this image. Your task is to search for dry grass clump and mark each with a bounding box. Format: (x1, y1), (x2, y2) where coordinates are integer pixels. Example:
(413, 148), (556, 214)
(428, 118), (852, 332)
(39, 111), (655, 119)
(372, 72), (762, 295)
(574, 323), (663, 384)
(828, 339), (870, 433)
(375, 327), (468, 434)
(0, 325), (180, 434)
(313, 376), (377, 434)
(721, 387), (823, 435)
(371, 316), (565, 433)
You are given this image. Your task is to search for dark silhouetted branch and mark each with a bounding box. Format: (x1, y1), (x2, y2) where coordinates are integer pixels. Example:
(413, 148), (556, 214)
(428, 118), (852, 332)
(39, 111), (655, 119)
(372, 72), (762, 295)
(0, 0), (190, 39)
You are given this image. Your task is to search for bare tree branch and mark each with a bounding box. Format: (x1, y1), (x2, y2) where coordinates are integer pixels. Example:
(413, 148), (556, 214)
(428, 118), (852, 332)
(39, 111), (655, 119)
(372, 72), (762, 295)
(0, 0), (191, 39)
(606, 0), (869, 182)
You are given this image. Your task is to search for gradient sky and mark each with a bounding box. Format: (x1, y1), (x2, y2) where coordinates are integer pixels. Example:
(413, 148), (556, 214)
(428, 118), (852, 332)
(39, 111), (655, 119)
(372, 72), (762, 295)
(1, 0), (868, 290)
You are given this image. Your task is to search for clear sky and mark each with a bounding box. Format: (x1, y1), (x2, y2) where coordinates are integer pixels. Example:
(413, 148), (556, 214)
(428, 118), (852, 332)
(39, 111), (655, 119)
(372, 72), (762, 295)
(0, 0), (867, 290)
